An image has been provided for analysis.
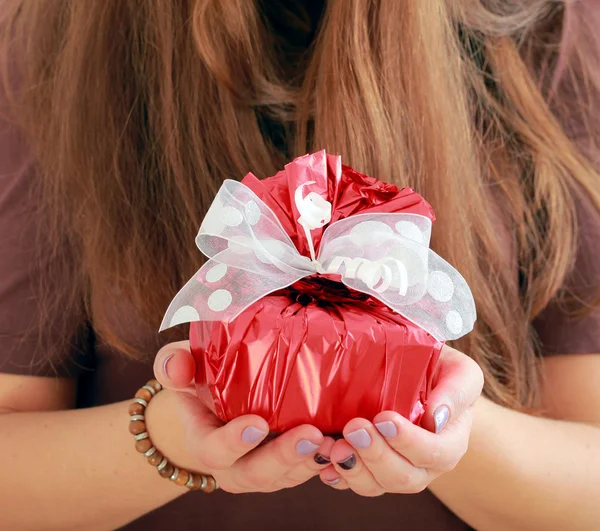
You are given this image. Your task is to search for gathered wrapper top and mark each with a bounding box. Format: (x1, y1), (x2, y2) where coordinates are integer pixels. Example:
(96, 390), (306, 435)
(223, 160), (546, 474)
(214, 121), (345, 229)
(1, 108), (600, 530)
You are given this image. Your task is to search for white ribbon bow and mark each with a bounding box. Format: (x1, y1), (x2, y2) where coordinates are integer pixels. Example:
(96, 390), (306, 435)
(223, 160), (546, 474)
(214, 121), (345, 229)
(160, 180), (476, 341)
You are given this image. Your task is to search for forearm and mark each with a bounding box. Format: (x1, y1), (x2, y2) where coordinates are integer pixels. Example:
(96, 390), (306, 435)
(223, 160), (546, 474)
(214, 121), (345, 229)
(0, 389), (192, 531)
(429, 398), (600, 531)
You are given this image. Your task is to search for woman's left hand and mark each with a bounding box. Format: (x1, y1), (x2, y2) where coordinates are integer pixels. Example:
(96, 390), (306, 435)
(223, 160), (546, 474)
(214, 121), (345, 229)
(319, 345), (484, 496)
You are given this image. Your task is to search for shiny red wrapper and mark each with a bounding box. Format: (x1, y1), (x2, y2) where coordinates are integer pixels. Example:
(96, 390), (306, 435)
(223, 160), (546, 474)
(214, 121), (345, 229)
(190, 151), (443, 434)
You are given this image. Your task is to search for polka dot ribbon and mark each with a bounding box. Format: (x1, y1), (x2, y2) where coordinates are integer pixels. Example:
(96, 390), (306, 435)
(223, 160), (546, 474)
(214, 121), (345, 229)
(160, 180), (476, 341)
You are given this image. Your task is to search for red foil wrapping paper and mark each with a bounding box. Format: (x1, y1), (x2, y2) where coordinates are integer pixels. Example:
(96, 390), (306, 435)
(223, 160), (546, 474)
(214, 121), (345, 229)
(190, 151), (443, 434)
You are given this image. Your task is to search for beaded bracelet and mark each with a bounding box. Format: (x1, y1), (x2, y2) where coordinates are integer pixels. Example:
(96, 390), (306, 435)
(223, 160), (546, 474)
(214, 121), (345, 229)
(128, 379), (218, 493)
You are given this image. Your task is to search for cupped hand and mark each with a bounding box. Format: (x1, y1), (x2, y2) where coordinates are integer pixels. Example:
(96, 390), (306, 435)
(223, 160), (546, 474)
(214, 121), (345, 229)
(151, 341), (333, 494)
(319, 345), (484, 496)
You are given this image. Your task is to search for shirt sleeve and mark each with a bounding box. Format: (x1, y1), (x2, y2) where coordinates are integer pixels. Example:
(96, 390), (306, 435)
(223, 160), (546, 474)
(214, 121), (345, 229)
(533, 191), (600, 355)
(0, 111), (93, 377)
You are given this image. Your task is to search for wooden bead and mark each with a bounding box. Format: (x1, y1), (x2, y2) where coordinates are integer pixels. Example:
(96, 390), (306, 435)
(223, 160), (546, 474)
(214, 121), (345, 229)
(135, 438), (152, 453)
(129, 420), (146, 435)
(188, 475), (203, 491)
(135, 388), (153, 402)
(128, 402), (145, 416)
(202, 476), (217, 493)
(147, 379), (162, 393)
(158, 464), (175, 478)
(174, 469), (190, 486)
(147, 452), (163, 466)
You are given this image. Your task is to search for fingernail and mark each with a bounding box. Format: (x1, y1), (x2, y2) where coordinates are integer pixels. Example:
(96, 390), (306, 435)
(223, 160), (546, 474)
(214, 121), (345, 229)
(325, 478), (340, 486)
(375, 421), (398, 439)
(162, 354), (174, 378)
(296, 439), (320, 455)
(434, 405), (450, 434)
(345, 428), (371, 449)
(337, 454), (356, 470)
(241, 426), (267, 444)
(314, 453), (331, 465)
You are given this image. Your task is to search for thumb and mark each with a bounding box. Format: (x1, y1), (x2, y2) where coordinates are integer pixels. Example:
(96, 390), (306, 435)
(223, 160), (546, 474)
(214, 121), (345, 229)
(421, 344), (484, 434)
(153, 340), (197, 393)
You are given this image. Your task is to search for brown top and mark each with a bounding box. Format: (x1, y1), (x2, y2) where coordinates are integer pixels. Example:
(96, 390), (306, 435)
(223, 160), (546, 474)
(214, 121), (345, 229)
(1, 108), (600, 531)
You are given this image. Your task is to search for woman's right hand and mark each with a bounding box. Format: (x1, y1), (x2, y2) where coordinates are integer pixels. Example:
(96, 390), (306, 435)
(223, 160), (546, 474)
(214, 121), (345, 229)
(149, 341), (333, 494)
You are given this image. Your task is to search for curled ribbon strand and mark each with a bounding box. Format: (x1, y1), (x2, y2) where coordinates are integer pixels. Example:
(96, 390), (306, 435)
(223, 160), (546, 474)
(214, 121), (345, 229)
(160, 180), (476, 341)
(325, 256), (408, 296)
(294, 180), (332, 262)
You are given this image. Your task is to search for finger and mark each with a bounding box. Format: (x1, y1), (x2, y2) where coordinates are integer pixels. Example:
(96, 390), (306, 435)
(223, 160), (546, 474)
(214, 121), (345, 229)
(187, 411), (271, 471)
(153, 341), (196, 392)
(421, 345), (484, 434)
(342, 418), (429, 493)
(232, 424), (324, 491)
(373, 409), (473, 472)
(329, 439), (384, 497)
(313, 436), (335, 467)
(279, 436), (336, 487)
(320, 465), (349, 490)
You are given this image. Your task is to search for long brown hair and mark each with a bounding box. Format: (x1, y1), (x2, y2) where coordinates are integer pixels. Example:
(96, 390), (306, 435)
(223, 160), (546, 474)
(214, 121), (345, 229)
(2, 0), (600, 409)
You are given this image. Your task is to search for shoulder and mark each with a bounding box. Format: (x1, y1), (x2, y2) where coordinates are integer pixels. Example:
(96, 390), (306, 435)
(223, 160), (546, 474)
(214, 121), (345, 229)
(534, 189), (600, 355)
(0, 91), (91, 377)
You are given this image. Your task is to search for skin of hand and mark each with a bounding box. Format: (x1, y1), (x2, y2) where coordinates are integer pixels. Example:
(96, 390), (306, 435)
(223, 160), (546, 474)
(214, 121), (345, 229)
(318, 345), (484, 495)
(156, 342), (483, 496)
(152, 341), (335, 494)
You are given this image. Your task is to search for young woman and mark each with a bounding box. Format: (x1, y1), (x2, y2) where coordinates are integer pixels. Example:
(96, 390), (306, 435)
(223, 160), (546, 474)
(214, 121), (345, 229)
(1, 1), (599, 530)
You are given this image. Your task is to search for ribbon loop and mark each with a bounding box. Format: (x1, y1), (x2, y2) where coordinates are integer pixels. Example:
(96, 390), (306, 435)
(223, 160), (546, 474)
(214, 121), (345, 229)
(160, 180), (476, 341)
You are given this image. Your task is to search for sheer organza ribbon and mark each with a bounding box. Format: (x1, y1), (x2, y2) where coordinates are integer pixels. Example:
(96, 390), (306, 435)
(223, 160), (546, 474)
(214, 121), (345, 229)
(160, 180), (476, 341)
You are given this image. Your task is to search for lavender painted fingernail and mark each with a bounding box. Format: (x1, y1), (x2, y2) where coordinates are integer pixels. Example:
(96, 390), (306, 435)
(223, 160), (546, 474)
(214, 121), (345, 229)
(434, 405), (450, 434)
(242, 426), (267, 444)
(325, 478), (340, 486)
(296, 439), (320, 455)
(375, 421), (398, 439)
(345, 429), (371, 449)
(162, 354), (174, 378)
